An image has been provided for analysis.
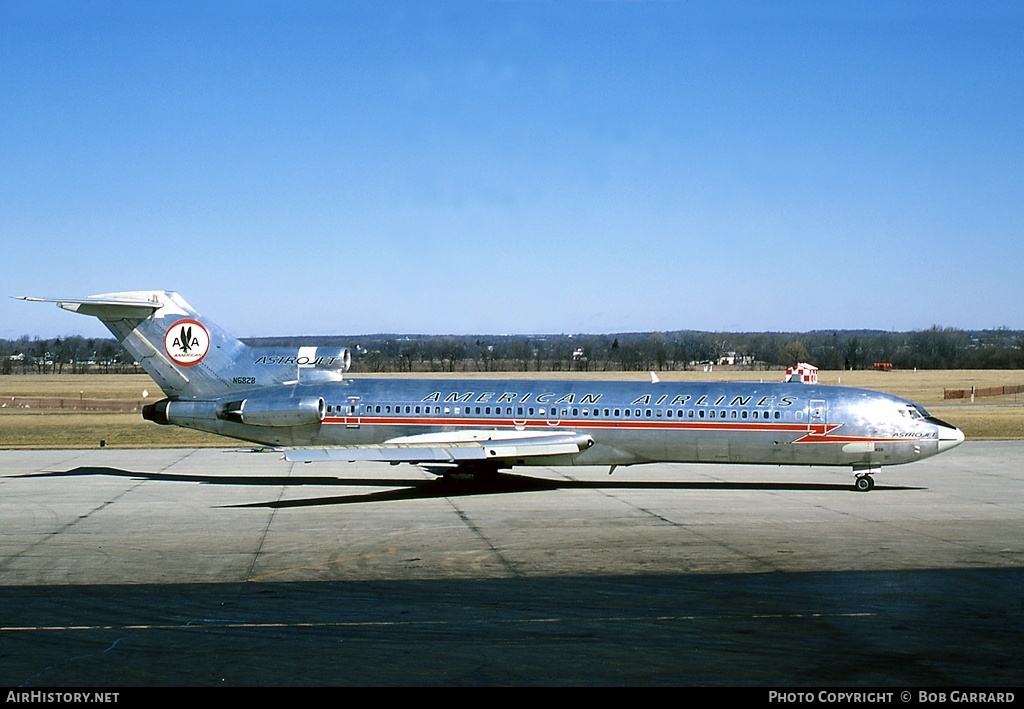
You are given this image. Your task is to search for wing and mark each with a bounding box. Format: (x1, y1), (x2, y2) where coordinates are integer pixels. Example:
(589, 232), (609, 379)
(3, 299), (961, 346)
(284, 429), (594, 465)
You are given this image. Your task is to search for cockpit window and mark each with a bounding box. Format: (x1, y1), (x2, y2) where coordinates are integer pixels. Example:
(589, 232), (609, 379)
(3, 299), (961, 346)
(899, 404), (929, 420)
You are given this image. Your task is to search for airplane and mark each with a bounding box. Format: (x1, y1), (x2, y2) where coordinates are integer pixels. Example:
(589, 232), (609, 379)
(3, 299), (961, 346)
(19, 291), (965, 492)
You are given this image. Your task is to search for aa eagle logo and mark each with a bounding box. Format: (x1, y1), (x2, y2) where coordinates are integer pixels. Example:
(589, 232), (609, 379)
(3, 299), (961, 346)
(164, 319), (210, 367)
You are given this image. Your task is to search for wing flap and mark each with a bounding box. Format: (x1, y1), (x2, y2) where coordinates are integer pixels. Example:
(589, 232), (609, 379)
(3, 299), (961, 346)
(284, 431), (594, 464)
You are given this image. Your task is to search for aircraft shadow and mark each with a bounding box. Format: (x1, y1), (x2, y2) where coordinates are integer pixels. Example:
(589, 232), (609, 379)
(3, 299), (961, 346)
(13, 466), (923, 507)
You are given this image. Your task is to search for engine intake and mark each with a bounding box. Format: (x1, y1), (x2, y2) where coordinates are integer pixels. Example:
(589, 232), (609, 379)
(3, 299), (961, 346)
(298, 347), (351, 372)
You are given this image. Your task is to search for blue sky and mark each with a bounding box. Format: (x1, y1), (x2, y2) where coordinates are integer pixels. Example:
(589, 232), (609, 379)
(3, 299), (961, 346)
(3, 1), (1022, 340)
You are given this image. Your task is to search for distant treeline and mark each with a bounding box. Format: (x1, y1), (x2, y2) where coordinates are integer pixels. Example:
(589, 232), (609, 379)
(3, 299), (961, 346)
(3, 327), (1023, 376)
(254, 327), (1024, 373)
(2, 336), (138, 375)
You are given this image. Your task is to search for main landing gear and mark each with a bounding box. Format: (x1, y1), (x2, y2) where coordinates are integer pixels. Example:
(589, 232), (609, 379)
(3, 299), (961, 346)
(426, 461), (503, 482)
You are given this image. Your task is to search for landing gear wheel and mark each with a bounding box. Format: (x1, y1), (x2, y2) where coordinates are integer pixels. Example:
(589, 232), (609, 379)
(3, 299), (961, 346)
(854, 475), (874, 492)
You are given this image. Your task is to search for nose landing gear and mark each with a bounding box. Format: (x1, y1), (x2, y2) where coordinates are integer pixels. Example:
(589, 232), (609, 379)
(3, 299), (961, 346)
(853, 465), (880, 492)
(854, 474), (875, 492)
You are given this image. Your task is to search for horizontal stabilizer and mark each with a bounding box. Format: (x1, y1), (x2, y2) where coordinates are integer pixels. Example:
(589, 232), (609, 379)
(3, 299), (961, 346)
(15, 294), (163, 320)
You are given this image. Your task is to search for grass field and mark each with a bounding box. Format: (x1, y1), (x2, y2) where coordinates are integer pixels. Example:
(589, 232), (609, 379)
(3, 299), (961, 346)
(2, 370), (1022, 448)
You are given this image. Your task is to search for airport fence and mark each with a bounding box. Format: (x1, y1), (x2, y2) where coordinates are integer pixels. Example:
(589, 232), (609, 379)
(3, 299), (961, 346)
(943, 384), (1024, 400)
(2, 397), (144, 412)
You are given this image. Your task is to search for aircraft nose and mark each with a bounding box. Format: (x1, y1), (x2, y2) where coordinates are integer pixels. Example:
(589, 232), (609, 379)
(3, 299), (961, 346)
(937, 424), (965, 453)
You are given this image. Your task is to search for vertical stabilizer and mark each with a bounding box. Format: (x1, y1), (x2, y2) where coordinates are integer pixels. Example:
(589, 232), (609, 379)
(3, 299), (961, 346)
(19, 291), (249, 399)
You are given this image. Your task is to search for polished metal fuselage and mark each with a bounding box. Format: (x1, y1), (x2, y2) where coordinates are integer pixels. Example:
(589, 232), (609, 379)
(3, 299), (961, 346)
(178, 378), (957, 470)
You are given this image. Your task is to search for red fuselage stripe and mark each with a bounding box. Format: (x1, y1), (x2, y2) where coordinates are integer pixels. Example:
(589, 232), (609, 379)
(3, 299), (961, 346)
(321, 417), (932, 444)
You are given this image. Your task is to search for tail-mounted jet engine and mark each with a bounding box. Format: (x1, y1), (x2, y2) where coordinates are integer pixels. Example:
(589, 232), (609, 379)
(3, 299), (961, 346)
(144, 394), (326, 429)
(295, 347), (352, 373)
(298, 347), (351, 384)
(217, 394), (326, 427)
(253, 347), (353, 383)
